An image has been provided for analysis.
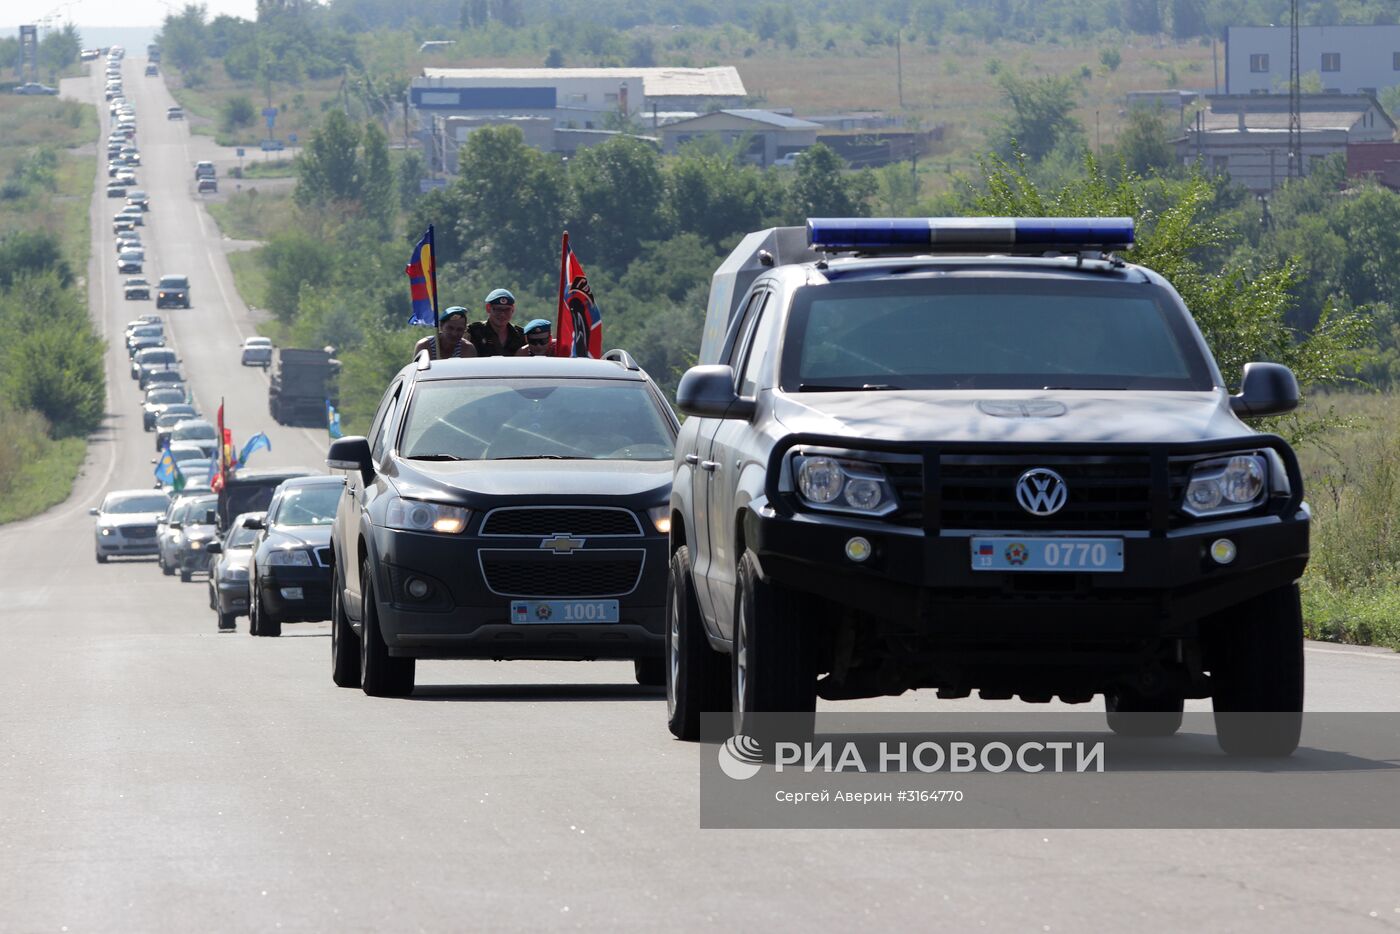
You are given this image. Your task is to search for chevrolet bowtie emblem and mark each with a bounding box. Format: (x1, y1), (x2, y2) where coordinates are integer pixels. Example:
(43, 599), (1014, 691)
(540, 534), (586, 554)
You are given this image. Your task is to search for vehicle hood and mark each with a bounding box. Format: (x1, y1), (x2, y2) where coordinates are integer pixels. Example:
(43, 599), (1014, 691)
(264, 525), (332, 549)
(390, 459), (673, 505)
(770, 390), (1251, 445)
(183, 522), (219, 540)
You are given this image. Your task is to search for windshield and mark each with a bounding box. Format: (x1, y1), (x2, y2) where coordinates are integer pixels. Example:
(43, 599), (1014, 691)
(147, 389), (183, 405)
(140, 350), (177, 365)
(272, 484), (342, 527)
(159, 276), (188, 288)
(226, 524), (259, 548)
(781, 278), (1213, 392)
(174, 423), (216, 441)
(105, 493), (170, 514)
(169, 448), (206, 463)
(400, 379), (675, 461)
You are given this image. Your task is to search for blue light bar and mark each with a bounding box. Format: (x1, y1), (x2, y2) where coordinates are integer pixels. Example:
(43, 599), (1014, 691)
(806, 217), (1135, 253)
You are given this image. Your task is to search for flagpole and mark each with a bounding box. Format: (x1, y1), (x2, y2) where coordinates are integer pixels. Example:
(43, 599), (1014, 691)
(556, 231), (569, 345)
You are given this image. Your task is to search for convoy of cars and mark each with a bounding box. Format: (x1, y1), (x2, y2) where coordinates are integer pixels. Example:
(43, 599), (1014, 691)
(79, 43), (1311, 757)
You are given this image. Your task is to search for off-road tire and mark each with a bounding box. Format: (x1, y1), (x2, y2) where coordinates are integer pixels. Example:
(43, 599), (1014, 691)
(1208, 584), (1305, 757)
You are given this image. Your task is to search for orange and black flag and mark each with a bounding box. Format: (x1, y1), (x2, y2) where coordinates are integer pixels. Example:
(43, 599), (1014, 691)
(406, 226), (439, 326)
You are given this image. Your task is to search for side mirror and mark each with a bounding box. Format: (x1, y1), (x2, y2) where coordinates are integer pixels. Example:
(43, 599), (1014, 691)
(169, 522), (182, 531)
(1229, 362), (1299, 418)
(88, 507), (99, 516)
(327, 436), (374, 483)
(205, 542), (222, 555)
(675, 365), (756, 420)
(242, 516), (266, 530)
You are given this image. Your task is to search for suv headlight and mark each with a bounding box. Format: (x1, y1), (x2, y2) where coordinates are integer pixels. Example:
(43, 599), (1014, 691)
(1182, 454), (1269, 517)
(266, 549), (312, 566)
(385, 497), (469, 534)
(791, 454), (898, 517)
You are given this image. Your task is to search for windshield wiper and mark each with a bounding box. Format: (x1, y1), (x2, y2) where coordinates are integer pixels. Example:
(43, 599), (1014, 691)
(798, 383), (899, 392)
(488, 454), (585, 460)
(1041, 386), (1126, 391)
(405, 454), (466, 461)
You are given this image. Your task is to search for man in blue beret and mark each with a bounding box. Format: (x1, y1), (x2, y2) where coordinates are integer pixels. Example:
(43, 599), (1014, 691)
(467, 288), (526, 357)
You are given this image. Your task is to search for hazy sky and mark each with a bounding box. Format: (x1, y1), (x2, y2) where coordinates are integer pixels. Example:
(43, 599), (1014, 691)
(9, 0), (259, 28)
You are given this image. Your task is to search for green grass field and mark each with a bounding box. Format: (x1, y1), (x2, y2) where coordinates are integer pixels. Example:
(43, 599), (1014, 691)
(1296, 392), (1400, 650)
(0, 96), (99, 526)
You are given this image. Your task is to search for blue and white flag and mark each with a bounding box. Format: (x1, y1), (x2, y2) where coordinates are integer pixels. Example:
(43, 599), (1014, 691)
(238, 431), (272, 467)
(326, 401), (343, 440)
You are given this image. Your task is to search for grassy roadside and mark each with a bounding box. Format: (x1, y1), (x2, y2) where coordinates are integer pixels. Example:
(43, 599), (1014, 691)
(0, 96), (101, 526)
(1296, 392), (1400, 651)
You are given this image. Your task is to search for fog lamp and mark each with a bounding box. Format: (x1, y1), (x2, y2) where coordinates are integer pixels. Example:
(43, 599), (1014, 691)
(1209, 539), (1237, 565)
(845, 536), (872, 563)
(406, 578), (430, 599)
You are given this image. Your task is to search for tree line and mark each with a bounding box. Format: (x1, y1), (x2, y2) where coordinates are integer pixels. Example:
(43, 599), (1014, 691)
(261, 122), (873, 429)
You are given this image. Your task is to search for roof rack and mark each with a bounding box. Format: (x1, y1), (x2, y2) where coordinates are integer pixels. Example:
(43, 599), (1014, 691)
(603, 348), (640, 371)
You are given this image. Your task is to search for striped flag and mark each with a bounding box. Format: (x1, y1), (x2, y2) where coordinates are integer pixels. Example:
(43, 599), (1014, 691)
(405, 225), (439, 326)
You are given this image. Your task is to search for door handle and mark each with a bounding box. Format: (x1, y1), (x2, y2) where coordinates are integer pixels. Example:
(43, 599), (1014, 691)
(700, 460), (718, 471)
(684, 454), (699, 465)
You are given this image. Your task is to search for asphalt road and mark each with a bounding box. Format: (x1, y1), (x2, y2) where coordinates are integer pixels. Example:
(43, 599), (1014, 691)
(1, 60), (1398, 932)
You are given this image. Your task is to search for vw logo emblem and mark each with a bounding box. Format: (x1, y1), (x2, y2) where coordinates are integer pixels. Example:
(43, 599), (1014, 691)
(1016, 468), (1068, 516)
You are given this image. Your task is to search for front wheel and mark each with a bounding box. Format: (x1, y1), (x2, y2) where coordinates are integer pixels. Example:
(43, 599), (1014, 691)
(1208, 584), (1305, 757)
(95, 552), (108, 564)
(331, 565), (360, 688)
(731, 551), (816, 741)
(179, 568), (191, 583)
(666, 546), (730, 740)
(249, 578), (282, 637)
(359, 559), (414, 697)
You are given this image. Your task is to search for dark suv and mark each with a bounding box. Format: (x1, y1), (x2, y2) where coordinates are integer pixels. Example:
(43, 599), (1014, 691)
(156, 274), (190, 309)
(325, 353), (678, 697)
(665, 218), (1309, 756)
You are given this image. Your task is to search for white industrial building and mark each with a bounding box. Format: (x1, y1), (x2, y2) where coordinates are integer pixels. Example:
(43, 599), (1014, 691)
(1226, 25), (1400, 96)
(409, 66), (747, 133)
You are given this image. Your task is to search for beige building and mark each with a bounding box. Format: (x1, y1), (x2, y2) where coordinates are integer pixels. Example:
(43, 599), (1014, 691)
(660, 109), (820, 165)
(1174, 93), (1395, 193)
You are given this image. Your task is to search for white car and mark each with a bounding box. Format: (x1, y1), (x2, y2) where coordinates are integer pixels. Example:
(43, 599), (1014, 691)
(91, 489), (171, 562)
(241, 336), (273, 366)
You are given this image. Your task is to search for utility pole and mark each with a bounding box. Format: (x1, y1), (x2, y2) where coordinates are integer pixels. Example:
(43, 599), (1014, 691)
(1288, 0), (1302, 179)
(895, 30), (904, 108)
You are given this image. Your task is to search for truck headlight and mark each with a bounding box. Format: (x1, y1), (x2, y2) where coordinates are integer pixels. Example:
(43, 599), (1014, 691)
(793, 454), (898, 516)
(385, 497), (469, 534)
(266, 549), (312, 566)
(1182, 454), (1268, 517)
